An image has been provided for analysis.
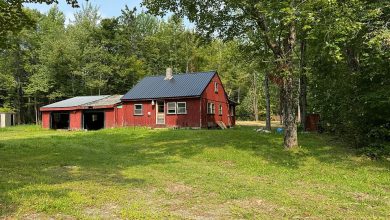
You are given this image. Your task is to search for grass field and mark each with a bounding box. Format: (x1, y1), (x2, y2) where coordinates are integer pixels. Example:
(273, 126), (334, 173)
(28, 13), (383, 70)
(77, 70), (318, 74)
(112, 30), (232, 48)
(0, 125), (389, 219)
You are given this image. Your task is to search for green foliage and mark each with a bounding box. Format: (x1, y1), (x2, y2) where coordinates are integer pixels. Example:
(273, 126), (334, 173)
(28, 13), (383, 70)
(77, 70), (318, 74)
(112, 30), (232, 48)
(0, 0), (79, 47)
(307, 0), (390, 147)
(0, 107), (13, 112)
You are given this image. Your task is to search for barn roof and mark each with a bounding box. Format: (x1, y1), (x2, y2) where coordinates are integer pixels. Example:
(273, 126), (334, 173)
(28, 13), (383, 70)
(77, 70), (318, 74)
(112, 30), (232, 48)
(121, 71), (216, 100)
(41, 96), (109, 108)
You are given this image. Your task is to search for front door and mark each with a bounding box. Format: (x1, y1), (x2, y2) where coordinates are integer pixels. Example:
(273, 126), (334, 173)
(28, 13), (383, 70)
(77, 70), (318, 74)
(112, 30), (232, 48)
(156, 101), (165, 125)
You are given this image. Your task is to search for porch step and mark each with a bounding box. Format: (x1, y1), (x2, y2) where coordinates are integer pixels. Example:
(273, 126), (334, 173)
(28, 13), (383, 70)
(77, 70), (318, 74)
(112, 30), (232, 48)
(216, 121), (227, 129)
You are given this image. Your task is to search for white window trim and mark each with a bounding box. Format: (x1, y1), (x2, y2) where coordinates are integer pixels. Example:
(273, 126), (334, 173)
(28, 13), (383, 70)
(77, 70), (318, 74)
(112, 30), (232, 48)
(167, 102), (176, 114)
(134, 104), (143, 115)
(214, 82), (218, 93)
(219, 104), (223, 116)
(177, 102), (187, 114)
(207, 102), (215, 114)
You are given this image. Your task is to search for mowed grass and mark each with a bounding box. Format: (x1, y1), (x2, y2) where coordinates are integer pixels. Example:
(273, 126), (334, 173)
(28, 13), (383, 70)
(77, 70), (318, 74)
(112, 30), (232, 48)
(0, 125), (389, 219)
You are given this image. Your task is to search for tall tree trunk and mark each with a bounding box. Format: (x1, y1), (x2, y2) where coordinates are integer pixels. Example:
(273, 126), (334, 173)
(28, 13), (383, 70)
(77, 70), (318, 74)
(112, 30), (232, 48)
(34, 96), (39, 125)
(279, 86), (284, 125)
(14, 44), (24, 125)
(252, 2), (298, 148)
(237, 87), (240, 103)
(281, 19), (298, 148)
(15, 78), (23, 124)
(283, 76), (298, 148)
(253, 72), (258, 121)
(299, 38), (307, 131)
(264, 72), (271, 130)
(300, 75), (307, 130)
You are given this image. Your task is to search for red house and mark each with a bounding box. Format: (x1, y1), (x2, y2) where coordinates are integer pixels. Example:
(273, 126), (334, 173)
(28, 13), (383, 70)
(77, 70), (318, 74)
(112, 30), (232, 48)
(40, 70), (235, 130)
(120, 70), (236, 128)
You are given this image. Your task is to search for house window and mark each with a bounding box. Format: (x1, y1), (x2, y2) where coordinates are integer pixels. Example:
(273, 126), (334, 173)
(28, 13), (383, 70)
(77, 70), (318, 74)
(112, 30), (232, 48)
(219, 104), (222, 115)
(214, 82), (218, 93)
(207, 102), (215, 114)
(167, 102), (176, 114)
(134, 104), (143, 115)
(177, 102), (187, 114)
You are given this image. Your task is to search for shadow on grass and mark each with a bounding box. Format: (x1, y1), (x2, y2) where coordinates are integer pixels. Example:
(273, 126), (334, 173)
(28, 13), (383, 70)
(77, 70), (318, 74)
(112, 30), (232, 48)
(0, 126), (388, 216)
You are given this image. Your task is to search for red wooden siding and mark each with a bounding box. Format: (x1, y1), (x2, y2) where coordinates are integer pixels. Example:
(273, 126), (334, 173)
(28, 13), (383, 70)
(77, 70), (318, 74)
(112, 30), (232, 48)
(69, 110), (82, 130)
(165, 98), (201, 127)
(115, 105), (125, 127)
(104, 105), (126, 128)
(122, 98), (201, 128)
(42, 112), (50, 128)
(200, 74), (232, 127)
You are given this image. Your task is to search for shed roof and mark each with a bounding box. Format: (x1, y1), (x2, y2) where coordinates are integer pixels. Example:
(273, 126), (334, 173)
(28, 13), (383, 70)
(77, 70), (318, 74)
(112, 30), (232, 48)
(121, 71), (216, 100)
(41, 96), (109, 108)
(82, 95), (123, 107)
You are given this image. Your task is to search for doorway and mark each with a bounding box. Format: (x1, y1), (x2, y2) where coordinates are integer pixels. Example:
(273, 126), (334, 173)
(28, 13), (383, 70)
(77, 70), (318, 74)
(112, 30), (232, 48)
(51, 112), (70, 129)
(83, 111), (105, 130)
(156, 101), (165, 125)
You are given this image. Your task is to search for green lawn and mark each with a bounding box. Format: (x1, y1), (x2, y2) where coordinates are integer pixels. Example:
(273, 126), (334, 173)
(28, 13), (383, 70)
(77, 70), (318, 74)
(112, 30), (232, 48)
(0, 125), (389, 219)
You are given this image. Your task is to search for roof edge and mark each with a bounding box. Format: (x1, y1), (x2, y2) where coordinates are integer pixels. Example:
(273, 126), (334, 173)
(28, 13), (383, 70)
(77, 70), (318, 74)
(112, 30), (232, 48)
(121, 95), (201, 101)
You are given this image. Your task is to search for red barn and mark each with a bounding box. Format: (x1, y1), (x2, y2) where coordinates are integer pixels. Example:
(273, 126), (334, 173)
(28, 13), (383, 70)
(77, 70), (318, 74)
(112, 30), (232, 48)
(120, 70), (236, 128)
(40, 70), (235, 130)
(40, 95), (124, 130)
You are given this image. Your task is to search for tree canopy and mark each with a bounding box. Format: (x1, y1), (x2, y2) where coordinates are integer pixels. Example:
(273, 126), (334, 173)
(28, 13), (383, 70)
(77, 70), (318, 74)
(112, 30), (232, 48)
(0, 0), (389, 151)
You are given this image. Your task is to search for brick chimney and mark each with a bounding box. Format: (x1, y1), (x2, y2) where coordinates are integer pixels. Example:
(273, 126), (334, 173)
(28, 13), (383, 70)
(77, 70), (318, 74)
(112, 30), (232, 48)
(164, 67), (173, 80)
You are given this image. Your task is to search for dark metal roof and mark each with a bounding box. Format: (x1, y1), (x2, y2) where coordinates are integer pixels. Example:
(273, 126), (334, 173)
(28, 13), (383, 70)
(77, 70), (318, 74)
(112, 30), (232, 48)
(41, 96), (109, 108)
(121, 71), (216, 100)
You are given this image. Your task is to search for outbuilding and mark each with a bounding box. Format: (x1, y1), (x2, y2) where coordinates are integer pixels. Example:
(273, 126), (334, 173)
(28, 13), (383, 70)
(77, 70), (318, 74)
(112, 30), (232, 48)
(40, 95), (123, 130)
(0, 112), (15, 128)
(121, 69), (236, 128)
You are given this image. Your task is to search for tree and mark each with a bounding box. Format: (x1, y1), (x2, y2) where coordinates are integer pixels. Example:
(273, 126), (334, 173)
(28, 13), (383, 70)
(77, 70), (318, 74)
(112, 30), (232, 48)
(264, 71), (271, 131)
(143, 0), (307, 148)
(307, 0), (390, 147)
(0, 0), (80, 47)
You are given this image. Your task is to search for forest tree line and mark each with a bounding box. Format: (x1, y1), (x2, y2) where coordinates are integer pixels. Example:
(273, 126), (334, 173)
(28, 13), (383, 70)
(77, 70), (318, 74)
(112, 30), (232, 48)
(1, 1), (389, 150)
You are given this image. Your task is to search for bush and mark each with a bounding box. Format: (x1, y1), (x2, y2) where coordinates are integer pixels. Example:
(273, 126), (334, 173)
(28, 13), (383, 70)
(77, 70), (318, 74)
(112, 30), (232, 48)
(358, 143), (390, 160)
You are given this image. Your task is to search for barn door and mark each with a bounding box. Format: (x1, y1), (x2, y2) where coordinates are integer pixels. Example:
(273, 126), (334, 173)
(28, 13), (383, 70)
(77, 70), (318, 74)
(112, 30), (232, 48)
(156, 101), (165, 125)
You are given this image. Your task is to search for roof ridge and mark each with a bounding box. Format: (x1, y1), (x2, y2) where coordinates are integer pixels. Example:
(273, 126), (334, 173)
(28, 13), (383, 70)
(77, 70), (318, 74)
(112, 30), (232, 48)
(41, 95), (110, 108)
(143, 71), (216, 78)
(71, 95), (109, 98)
(82, 95), (111, 106)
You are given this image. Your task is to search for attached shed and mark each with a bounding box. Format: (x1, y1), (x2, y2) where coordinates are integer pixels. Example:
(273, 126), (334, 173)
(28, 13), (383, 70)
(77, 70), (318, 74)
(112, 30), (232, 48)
(40, 95), (123, 130)
(0, 112), (15, 128)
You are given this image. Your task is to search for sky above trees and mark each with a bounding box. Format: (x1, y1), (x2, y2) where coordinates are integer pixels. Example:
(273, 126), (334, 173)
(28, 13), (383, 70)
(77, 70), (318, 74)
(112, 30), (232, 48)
(24, 0), (194, 27)
(24, 0), (143, 24)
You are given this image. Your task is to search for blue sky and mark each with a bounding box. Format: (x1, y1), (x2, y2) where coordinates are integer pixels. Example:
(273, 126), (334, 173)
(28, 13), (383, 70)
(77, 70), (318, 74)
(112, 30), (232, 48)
(24, 0), (143, 24)
(24, 0), (193, 27)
